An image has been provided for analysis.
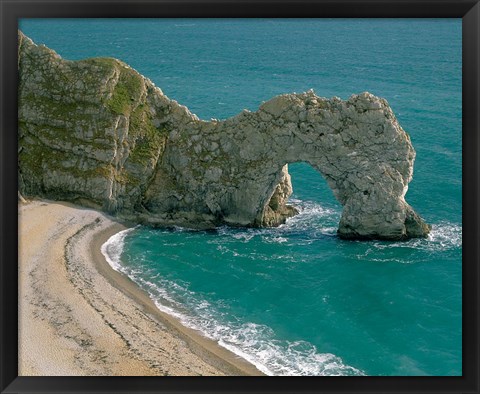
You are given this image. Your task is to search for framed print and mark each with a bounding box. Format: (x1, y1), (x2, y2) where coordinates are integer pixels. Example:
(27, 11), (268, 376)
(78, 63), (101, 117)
(1, 1), (479, 393)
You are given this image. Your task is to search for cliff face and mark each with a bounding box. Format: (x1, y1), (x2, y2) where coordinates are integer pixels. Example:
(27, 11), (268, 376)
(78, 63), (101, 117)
(18, 31), (431, 240)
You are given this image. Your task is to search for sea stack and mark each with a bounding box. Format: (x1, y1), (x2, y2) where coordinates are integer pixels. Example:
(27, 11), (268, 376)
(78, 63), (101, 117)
(18, 31), (430, 240)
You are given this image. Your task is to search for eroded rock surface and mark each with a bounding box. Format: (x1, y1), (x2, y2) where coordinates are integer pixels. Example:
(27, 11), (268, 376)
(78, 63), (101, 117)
(18, 31), (430, 240)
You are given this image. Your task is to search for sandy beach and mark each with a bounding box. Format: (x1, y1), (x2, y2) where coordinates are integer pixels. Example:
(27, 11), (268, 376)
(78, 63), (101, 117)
(18, 199), (263, 376)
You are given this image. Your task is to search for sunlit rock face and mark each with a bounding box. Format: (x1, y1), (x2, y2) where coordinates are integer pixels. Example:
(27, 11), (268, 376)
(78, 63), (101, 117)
(18, 31), (430, 240)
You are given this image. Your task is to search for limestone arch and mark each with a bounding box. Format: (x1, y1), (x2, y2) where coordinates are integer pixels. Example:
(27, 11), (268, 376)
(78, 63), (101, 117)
(17, 31), (430, 240)
(260, 160), (341, 227)
(256, 92), (430, 240)
(180, 91), (432, 240)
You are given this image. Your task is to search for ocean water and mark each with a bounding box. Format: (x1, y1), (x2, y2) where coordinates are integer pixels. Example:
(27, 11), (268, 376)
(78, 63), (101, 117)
(20, 19), (462, 376)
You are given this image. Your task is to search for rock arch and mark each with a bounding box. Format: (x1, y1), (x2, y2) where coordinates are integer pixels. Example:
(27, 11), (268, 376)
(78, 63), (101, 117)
(143, 91), (430, 240)
(18, 31), (430, 240)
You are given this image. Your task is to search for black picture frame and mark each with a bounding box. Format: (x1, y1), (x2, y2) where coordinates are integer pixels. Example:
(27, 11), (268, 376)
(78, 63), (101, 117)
(1, 1), (479, 393)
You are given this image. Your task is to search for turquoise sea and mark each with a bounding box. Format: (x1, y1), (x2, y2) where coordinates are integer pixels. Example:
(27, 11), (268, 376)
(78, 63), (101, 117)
(20, 19), (462, 376)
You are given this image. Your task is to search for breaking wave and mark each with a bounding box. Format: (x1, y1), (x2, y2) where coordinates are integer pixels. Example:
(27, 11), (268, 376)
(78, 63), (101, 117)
(101, 198), (460, 375)
(100, 206), (364, 375)
(100, 227), (137, 271)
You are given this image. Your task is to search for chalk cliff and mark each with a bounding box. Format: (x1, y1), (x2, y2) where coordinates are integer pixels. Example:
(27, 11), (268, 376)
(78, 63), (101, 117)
(18, 31), (430, 240)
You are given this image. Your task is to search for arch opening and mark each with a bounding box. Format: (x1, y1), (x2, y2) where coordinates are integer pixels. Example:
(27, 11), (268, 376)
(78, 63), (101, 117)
(287, 162), (342, 210)
(260, 162), (342, 229)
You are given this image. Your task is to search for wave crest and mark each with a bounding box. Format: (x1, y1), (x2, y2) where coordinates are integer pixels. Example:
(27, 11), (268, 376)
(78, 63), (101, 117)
(125, 269), (364, 376)
(100, 227), (137, 271)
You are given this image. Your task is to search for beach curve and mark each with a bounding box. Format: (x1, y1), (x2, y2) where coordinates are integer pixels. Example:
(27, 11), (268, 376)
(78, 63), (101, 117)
(18, 199), (263, 376)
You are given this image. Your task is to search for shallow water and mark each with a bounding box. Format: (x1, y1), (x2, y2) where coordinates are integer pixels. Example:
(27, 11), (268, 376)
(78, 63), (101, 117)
(22, 18), (462, 376)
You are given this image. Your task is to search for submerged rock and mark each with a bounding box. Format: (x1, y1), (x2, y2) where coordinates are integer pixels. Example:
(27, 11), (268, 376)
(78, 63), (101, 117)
(18, 31), (430, 240)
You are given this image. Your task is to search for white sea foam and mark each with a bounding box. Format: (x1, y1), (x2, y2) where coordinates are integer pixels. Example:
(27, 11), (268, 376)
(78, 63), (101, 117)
(288, 200), (462, 253)
(267, 236), (288, 244)
(199, 200), (340, 248)
(114, 262), (364, 376)
(102, 200), (462, 375)
(100, 227), (138, 271)
(286, 199), (461, 254)
(370, 221), (462, 254)
(427, 222), (462, 249)
(284, 199), (340, 234)
(100, 223), (365, 376)
(214, 200), (341, 247)
(355, 221), (462, 263)
(231, 232), (255, 242)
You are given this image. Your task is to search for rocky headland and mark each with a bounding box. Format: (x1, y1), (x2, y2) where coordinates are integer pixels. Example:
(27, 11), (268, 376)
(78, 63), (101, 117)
(18, 31), (430, 240)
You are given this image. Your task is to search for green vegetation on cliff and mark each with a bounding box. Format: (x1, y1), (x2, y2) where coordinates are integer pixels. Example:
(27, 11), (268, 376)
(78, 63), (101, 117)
(17, 30), (430, 239)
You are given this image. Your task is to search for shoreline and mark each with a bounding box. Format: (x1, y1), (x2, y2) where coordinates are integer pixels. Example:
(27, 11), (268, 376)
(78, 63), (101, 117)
(19, 199), (263, 376)
(91, 221), (264, 376)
